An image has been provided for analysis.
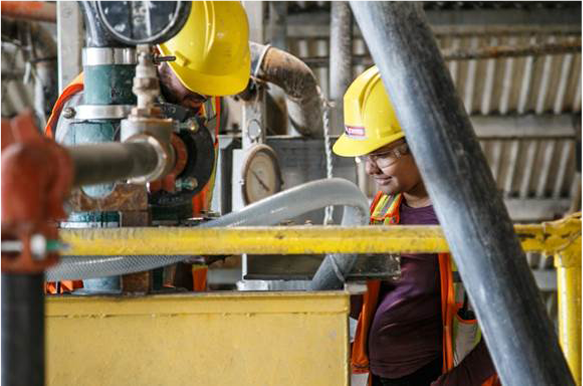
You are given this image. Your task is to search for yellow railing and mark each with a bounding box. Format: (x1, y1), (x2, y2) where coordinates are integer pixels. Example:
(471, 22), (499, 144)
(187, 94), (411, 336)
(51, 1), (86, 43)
(59, 213), (582, 383)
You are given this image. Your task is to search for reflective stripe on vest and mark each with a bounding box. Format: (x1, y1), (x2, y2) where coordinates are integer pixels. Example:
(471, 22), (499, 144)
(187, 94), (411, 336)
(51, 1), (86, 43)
(351, 192), (483, 377)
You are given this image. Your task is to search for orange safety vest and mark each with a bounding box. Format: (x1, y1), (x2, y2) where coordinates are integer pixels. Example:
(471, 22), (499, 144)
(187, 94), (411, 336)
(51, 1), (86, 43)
(44, 74), (221, 294)
(352, 192), (499, 385)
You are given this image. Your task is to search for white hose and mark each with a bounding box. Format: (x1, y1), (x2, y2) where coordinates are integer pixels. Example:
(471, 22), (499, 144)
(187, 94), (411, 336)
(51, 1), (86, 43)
(46, 178), (369, 287)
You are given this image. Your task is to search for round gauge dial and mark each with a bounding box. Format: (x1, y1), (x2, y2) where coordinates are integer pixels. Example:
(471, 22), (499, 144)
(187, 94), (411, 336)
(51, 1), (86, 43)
(241, 145), (283, 205)
(97, 1), (191, 45)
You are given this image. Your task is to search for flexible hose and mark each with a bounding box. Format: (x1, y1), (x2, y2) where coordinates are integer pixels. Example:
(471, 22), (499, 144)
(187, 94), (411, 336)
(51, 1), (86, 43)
(46, 178), (369, 290)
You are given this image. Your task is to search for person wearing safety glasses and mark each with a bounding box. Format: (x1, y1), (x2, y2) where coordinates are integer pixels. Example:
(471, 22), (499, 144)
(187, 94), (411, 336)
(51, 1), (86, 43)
(334, 66), (499, 386)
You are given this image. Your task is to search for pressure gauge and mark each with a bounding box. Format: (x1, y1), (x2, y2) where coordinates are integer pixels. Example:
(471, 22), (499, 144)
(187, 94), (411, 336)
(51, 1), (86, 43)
(241, 145), (283, 205)
(97, 1), (191, 45)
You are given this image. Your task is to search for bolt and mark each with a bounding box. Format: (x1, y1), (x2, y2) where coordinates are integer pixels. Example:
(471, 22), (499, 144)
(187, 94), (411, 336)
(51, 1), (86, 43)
(174, 178), (183, 192)
(63, 107), (76, 119)
(30, 234), (47, 260)
(182, 177), (198, 191)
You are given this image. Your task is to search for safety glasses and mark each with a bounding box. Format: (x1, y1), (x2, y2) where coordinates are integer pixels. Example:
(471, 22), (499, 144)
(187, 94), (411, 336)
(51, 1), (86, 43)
(356, 142), (409, 168)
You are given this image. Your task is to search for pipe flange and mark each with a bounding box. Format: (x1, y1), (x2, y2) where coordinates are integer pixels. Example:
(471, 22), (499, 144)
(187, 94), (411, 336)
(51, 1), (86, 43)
(126, 134), (172, 184)
(82, 47), (137, 66)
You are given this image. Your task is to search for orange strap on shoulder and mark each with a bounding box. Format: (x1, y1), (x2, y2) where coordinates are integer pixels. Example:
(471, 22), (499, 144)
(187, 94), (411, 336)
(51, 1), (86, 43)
(438, 252), (456, 372)
(45, 73), (85, 138)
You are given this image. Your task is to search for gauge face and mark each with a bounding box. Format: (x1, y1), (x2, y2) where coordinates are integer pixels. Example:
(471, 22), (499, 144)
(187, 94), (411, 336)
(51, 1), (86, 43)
(242, 145), (283, 205)
(97, 1), (191, 45)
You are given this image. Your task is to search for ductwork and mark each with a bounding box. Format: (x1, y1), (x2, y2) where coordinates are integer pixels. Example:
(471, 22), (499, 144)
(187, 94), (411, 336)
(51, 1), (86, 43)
(247, 42), (324, 137)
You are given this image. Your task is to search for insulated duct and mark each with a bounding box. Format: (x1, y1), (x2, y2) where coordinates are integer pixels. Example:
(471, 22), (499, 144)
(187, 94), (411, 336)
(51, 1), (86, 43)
(247, 42), (324, 137)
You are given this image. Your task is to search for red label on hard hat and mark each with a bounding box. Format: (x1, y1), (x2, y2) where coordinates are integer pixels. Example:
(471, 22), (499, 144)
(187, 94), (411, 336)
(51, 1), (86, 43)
(345, 125), (366, 138)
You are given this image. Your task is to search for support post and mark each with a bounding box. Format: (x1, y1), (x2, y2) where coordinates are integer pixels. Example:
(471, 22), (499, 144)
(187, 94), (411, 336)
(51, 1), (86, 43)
(1, 274), (44, 386)
(555, 243), (582, 385)
(56, 2), (83, 92)
(349, 2), (574, 385)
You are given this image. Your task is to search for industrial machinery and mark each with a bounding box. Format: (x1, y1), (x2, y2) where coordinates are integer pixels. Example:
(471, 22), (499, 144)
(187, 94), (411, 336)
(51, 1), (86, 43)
(1, 2), (581, 386)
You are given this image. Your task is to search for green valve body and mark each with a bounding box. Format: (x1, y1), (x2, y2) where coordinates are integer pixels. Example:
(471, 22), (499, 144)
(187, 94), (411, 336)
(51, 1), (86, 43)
(63, 64), (136, 227)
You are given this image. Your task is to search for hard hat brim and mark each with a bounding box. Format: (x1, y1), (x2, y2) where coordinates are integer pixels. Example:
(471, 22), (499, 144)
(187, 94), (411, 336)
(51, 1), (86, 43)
(332, 132), (406, 157)
(164, 53), (251, 97)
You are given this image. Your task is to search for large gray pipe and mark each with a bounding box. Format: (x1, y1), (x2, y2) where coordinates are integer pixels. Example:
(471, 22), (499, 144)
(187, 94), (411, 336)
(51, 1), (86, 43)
(349, 2), (574, 385)
(248, 42), (324, 137)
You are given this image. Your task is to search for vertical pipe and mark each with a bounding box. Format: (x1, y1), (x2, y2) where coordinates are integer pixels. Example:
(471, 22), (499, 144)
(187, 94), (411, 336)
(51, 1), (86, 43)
(1, 273), (44, 386)
(349, 2), (574, 385)
(57, 2), (83, 92)
(268, 1), (288, 50)
(555, 247), (582, 385)
(329, 1), (353, 136)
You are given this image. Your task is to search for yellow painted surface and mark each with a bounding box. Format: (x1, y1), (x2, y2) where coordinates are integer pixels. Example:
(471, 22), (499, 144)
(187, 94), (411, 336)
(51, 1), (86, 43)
(51, 213), (581, 384)
(46, 292), (350, 386)
(60, 219), (579, 256)
(555, 234), (582, 385)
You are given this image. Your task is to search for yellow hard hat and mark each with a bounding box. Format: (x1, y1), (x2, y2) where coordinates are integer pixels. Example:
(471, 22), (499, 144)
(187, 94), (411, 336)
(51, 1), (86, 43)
(158, 1), (251, 96)
(333, 66), (404, 157)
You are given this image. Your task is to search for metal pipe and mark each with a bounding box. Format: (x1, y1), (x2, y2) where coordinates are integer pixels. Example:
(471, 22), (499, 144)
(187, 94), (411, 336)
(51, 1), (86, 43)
(329, 1), (353, 136)
(68, 141), (160, 188)
(349, 2), (574, 385)
(0, 1), (56, 23)
(248, 42), (324, 137)
(47, 215), (581, 256)
(1, 273), (44, 386)
(555, 246), (582, 385)
(302, 41), (582, 68)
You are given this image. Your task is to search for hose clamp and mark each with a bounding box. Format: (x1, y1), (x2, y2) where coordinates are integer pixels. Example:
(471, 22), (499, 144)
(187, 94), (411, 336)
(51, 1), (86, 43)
(73, 105), (133, 120)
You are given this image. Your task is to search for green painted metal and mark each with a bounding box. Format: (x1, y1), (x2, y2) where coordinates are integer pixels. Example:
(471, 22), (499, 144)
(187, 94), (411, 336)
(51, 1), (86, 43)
(84, 65), (136, 105)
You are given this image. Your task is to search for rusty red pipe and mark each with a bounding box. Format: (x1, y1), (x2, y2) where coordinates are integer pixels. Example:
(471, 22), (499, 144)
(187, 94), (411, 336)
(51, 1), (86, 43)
(1, 1), (57, 23)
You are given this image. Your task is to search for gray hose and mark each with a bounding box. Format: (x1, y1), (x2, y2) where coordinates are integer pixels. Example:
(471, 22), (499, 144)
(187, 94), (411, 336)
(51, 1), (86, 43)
(46, 178), (369, 290)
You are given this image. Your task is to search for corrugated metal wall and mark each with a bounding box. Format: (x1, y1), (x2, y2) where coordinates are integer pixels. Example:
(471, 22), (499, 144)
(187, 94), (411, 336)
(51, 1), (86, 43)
(286, 27), (581, 221)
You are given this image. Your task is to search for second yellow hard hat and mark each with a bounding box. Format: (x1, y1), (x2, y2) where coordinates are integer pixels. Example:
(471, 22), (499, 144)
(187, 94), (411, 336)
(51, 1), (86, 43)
(333, 66), (404, 157)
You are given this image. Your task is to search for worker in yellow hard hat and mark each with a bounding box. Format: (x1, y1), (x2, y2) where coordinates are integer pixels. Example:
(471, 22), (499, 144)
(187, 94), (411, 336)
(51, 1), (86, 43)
(44, 1), (251, 294)
(335, 66), (500, 386)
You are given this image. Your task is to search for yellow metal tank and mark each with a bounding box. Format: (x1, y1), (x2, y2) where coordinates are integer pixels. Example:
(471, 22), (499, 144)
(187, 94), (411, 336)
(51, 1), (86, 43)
(46, 291), (350, 385)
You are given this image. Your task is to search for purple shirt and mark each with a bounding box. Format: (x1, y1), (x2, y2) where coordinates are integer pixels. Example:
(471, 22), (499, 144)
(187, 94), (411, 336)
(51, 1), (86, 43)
(368, 203), (442, 379)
